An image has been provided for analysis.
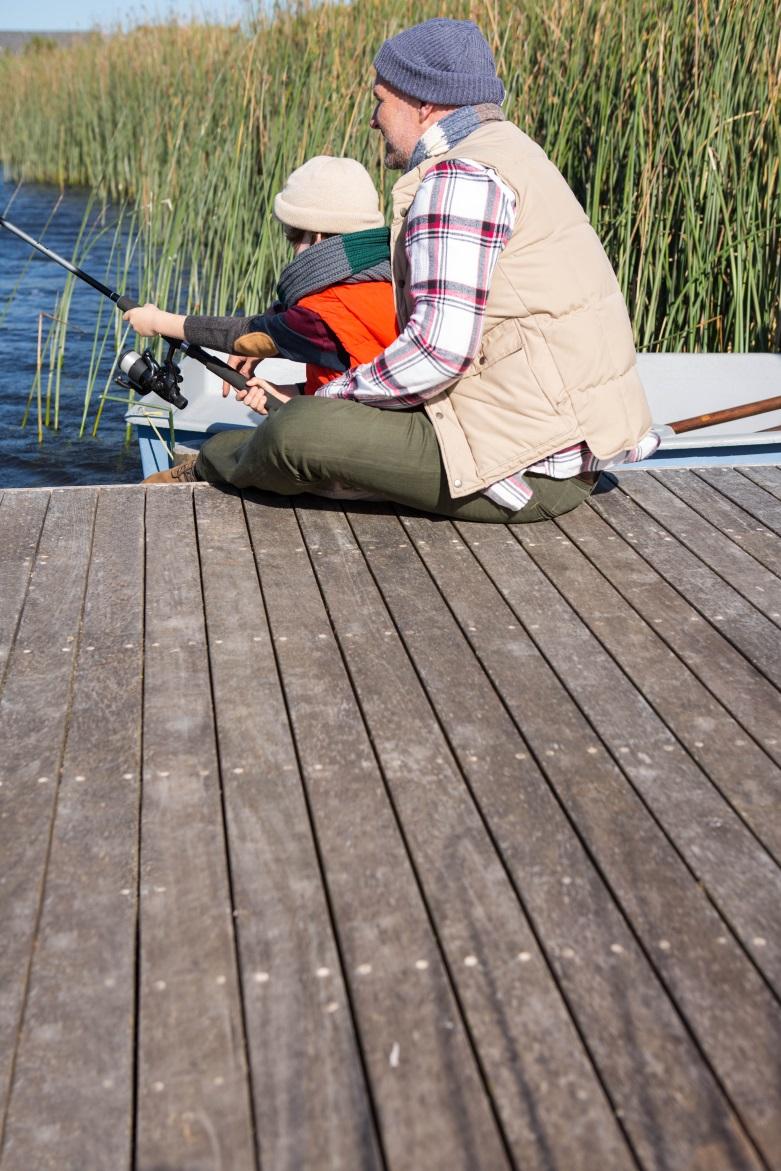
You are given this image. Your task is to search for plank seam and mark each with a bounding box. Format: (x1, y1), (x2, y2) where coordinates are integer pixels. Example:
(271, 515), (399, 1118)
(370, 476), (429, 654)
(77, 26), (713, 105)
(579, 496), (781, 772)
(547, 503), (781, 871)
(608, 481), (781, 680)
(497, 518), (781, 996)
(498, 517), (781, 994)
(555, 503), (781, 837)
(693, 470), (781, 536)
(129, 490), (148, 1171)
(545, 512), (781, 871)
(739, 468), (781, 504)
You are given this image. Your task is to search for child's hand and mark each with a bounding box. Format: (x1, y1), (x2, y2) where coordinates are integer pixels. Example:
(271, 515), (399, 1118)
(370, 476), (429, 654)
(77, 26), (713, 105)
(123, 303), (162, 336)
(239, 376), (289, 415)
(222, 354), (259, 398)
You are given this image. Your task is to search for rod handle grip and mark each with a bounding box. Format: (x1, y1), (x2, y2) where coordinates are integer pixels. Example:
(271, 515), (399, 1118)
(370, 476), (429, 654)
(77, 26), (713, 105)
(194, 351), (283, 414)
(116, 294), (139, 312)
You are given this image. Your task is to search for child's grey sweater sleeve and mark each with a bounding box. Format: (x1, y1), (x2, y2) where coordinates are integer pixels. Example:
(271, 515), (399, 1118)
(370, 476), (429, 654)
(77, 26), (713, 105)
(183, 315), (252, 352)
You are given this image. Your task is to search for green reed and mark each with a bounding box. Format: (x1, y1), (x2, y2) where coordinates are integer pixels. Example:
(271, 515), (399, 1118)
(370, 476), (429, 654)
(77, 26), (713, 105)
(0, 0), (778, 436)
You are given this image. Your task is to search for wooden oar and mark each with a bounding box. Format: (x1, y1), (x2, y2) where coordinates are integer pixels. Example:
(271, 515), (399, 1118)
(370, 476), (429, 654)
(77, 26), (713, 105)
(667, 394), (781, 434)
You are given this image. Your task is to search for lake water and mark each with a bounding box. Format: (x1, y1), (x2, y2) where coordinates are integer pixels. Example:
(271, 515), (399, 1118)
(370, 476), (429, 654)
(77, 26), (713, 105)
(0, 170), (141, 488)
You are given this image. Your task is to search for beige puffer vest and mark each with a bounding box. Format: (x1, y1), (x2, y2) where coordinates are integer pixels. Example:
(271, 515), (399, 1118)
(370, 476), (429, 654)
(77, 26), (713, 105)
(391, 120), (653, 497)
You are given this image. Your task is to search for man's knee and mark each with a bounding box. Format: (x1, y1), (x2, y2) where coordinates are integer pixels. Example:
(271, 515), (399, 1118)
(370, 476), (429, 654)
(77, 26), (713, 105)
(259, 398), (339, 480)
(261, 396), (319, 474)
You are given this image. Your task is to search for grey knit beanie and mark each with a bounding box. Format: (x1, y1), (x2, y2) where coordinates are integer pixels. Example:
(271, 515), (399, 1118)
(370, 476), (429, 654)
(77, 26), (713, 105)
(373, 18), (504, 107)
(273, 156), (385, 234)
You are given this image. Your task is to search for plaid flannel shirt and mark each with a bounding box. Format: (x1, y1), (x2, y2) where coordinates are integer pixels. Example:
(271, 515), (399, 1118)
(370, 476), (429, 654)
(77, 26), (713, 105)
(316, 158), (659, 508)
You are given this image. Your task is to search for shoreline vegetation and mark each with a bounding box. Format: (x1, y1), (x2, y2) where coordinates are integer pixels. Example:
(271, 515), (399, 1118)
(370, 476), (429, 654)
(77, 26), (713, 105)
(0, 0), (779, 437)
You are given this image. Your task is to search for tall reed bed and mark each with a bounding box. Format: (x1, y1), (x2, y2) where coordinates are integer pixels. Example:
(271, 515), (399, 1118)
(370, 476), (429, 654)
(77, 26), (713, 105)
(0, 0), (778, 433)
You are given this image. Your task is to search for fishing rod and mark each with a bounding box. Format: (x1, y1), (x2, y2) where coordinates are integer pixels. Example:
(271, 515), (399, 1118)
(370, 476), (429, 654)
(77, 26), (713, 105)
(0, 214), (280, 412)
(5, 215), (779, 435)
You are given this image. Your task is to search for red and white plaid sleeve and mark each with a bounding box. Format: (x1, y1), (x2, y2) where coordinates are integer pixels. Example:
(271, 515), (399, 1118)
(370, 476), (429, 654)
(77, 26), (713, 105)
(315, 159), (516, 407)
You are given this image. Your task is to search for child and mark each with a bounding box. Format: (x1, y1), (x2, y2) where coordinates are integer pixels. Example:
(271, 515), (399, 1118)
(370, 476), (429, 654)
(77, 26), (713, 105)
(124, 156), (397, 414)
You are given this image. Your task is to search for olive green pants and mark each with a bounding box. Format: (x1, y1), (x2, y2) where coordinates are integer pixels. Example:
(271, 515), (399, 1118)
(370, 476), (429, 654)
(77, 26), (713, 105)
(196, 397), (596, 523)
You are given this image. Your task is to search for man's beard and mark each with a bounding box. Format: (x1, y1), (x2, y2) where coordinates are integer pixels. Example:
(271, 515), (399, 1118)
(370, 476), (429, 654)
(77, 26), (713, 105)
(384, 139), (409, 170)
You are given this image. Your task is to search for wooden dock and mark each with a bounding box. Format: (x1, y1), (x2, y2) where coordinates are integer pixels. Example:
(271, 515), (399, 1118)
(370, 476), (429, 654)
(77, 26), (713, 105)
(1, 468), (780, 1171)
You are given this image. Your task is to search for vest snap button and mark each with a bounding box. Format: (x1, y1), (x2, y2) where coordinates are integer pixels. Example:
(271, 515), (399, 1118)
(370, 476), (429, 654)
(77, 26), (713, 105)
(454, 479), (462, 488)
(435, 410), (443, 419)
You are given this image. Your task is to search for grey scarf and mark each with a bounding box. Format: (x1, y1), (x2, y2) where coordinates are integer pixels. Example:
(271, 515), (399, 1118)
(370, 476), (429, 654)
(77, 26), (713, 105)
(276, 227), (391, 308)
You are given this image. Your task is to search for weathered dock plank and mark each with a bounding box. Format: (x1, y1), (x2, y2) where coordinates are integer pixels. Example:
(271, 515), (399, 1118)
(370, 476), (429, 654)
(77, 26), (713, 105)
(195, 488), (383, 1171)
(0, 490), (48, 688)
(462, 516), (781, 1156)
(0, 488), (97, 1141)
(554, 501), (781, 863)
(0, 487), (144, 1171)
(136, 487), (256, 1171)
(740, 465), (781, 502)
(596, 476), (781, 690)
(422, 511), (780, 1165)
(496, 511), (781, 992)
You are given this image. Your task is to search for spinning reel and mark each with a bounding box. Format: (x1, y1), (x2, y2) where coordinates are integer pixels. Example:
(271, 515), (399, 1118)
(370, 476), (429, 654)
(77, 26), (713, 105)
(0, 215), (256, 412)
(115, 343), (188, 410)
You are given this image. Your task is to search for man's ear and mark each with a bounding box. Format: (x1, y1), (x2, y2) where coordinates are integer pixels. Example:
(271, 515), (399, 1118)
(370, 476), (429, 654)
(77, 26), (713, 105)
(417, 100), (436, 124)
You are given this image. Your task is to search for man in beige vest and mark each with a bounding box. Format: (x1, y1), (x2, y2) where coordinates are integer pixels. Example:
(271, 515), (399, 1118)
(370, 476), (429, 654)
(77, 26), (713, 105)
(167, 18), (659, 523)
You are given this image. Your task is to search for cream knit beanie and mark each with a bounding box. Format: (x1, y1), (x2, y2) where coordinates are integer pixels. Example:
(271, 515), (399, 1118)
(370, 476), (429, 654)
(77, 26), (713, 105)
(273, 156), (385, 235)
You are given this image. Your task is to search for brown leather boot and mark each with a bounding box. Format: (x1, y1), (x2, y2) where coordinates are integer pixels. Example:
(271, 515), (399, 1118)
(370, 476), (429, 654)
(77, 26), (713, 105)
(143, 455), (200, 484)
